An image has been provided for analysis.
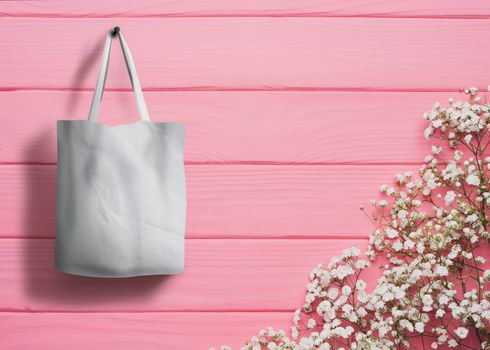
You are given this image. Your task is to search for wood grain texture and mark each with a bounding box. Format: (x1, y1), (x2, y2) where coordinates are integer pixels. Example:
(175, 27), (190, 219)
(0, 238), (369, 311)
(1, 2), (482, 349)
(0, 18), (486, 90)
(0, 164), (414, 239)
(0, 90), (447, 164)
(0, 0), (488, 18)
(0, 312), (291, 350)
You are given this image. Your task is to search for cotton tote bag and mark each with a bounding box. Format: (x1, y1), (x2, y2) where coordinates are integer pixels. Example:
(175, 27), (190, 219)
(55, 28), (187, 278)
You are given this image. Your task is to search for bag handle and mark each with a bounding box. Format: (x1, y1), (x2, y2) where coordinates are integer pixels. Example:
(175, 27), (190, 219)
(88, 27), (151, 122)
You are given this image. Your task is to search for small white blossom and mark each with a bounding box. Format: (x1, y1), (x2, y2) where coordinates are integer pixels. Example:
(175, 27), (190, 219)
(454, 327), (468, 339)
(466, 174), (480, 186)
(386, 228), (398, 239)
(435, 265), (449, 277)
(415, 322), (425, 333)
(307, 318), (316, 329)
(327, 288), (339, 299)
(422, 294), (433, 306)
(342, 285), (352, 296)
(445, 191), (456, 206)
(356, 280), (367, 290)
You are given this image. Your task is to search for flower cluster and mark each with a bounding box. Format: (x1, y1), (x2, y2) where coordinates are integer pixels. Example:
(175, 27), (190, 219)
(213, 88), (490, 350)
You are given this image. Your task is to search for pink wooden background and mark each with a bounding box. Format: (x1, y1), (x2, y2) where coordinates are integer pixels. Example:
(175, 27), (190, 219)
(0, 1), (488, 349)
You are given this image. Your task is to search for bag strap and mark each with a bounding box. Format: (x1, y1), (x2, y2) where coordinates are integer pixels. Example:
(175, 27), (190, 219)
(88, 27), (151, 122)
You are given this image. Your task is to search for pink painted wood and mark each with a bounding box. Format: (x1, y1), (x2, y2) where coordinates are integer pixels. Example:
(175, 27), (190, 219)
(0, 90), (450, 164)
(0, 1), (488, 18)
(0, 2), (485, 349)
(0, 238), (371, 311)
(0, 18), (488, 90)
(0, 312), (292, 350)
(0, 164), (414, 239)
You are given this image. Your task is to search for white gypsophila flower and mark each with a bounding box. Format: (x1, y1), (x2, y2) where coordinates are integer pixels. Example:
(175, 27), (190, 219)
(404, 239), (415, 250)
(299, 337), (313, 348)
(356, 279), (367, 290)
(327, 287), (339, 300)
(343, 247), (361, 258)
(415, 322), (425, 333)
(316, 300), (331, 316)
(386, 186), (396, 196)
(291, 326), (298, 340)
(448, 339), (458, 348)
(465, 214), (478, 223)
(435, 265), (449, 277)
(432, 119), (443, 128)
(424, 126), (434, 139)
(422, 294), (433, 306)
(307, 318), (316, 329)
(466, 174), (481, 186)
(392, 240), (403, 251)
(432, 145), (442, 155)
(342, 285), (352, 296)
(439, 294), (450, 305)
(454, 327), (469, 339)
(445, 191), (456, 206)
(386, 228), (398, 239)
(398, 210), (408, 219)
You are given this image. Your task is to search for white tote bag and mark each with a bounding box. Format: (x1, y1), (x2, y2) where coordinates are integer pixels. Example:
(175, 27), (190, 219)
(55, 27), (187, 278)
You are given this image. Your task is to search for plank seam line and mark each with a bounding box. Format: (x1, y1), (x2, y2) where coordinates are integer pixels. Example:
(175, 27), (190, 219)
(0, 87), (489, 93)
(0, 236), (370, 240)
(0, 87), (484, 93)
(0, 161), (427, 166)
(1, 14), (490, 20)
(0, 309), (295, 313)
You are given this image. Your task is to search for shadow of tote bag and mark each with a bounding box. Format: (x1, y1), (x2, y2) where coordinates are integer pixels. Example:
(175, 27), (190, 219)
(55, 28), (187, 278)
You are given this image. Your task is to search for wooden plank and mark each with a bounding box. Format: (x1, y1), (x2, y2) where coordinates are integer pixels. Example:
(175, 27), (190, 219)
(0, 310), (484, 350)
(0, 90), (440, 164)
(0, 312), (290, 350)
(0, 0), (488, 18)
(0, 238), (368, 311)
(0, 18), (487, 90)
(0, 164), (413, 239)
